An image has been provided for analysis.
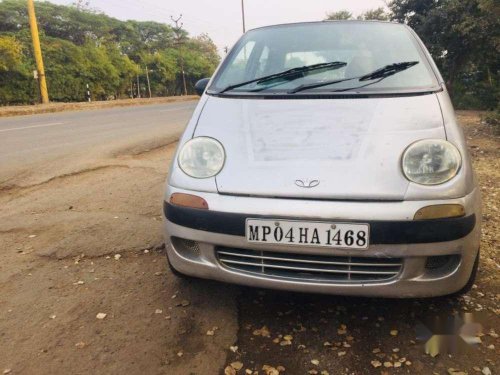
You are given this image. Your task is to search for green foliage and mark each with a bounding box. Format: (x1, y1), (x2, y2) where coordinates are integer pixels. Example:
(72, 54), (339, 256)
(325, 10), (353, 20)
(326, 7), (390, 21)
(0, 34), (22, 71)
(389, 0), (499, 109)
(0, 32), (34, 104)
(0, 0), (220, 104)
(358, 7), (390, 21)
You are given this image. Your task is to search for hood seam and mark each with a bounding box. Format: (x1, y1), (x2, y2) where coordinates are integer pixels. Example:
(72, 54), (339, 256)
(190, 96), (210, 139)
(435, 92), (448, 140)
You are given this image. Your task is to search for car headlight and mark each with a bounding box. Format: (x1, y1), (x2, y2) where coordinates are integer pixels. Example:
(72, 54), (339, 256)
(402, 139), (461, 185)
(178, 137), (225, 178)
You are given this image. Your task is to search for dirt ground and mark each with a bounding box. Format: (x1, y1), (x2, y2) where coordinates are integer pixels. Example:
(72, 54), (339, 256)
(0, 143), (238, 374)
(0, 111), (498, 375)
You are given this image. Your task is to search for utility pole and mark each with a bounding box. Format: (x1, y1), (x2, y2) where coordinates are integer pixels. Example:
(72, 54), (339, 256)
(241, 0), (246, 33)
(27, 0), (49, 104)
(181, 67), (187, 96)
(171, 15), (188, 96)
(145, 65), (152, 98)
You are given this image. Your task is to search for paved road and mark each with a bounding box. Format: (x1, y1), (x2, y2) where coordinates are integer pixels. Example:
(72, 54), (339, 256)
(0, 100), (197, 185)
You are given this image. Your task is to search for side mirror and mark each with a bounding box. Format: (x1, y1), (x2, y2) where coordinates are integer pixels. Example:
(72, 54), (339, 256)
(195, 78), (210, 96)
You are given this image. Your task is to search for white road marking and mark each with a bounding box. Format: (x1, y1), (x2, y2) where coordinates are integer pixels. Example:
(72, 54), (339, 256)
(0, 122), (65, 133)
(158, 105), (196, 113)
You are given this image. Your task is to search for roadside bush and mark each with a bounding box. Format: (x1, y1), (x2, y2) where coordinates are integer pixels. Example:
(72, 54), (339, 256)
(0, 0), (220, 104)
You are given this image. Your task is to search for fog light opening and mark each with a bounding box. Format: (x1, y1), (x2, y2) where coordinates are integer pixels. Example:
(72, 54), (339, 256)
(171, 237), (201, 260)
(425, 254), (461, 277)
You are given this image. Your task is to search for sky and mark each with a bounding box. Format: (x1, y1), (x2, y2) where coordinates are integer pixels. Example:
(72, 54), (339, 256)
(48, 0), (388, 53)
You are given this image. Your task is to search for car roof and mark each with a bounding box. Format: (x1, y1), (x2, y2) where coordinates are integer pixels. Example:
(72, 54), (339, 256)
(248, 20), (404, 33)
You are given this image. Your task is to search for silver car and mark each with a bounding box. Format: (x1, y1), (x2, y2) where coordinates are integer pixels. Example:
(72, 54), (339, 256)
(163, 21), (481, 298)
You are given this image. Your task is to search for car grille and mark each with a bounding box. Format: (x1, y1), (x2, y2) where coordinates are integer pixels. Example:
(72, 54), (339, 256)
(216, 247), (402, 283)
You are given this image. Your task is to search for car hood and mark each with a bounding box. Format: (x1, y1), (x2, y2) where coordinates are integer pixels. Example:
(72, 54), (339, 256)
(194, 94), (445, 200)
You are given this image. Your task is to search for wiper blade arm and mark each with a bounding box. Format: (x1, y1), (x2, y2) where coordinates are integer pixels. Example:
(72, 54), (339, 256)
(288, 61), (419, 94)
(288, 77), (353, 94)
(358, 61), (419, 81)
(217, 61), (347, 94)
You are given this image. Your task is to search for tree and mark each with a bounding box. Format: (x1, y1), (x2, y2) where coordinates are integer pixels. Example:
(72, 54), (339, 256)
(190, 34), (220, 69)
(358, 7), (390, 21)
(142, 51), (177, 96)
(0, 0), (221, 104)
(0, 33), (32, 104)
(389, 0), (499, 109)
(325, 10), (353, 20)
(73, 0), (91, 12)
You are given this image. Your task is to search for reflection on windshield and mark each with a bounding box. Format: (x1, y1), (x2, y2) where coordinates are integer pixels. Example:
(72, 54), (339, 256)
(218, 61), (347, 94)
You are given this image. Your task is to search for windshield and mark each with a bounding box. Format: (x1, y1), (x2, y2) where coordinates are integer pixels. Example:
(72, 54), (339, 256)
(209, 22), (440, 95)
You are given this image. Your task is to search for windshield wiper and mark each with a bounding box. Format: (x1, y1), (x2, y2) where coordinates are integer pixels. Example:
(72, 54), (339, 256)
(288, 61), (419, 94)
(216, 61), (347, 94)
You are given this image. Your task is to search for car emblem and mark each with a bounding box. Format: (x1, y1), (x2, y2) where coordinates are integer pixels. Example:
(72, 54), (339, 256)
(295, 179), (320, 188)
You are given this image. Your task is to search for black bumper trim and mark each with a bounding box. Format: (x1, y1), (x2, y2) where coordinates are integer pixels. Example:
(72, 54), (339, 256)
(163, 202), (476, 245)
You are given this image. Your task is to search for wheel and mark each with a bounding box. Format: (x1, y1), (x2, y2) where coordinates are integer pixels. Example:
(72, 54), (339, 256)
(450, 249), (479, 297)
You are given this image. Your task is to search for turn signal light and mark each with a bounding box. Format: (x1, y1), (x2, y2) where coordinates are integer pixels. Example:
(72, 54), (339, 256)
(170, 193), (209, 209)
(414, 204), (465, 220)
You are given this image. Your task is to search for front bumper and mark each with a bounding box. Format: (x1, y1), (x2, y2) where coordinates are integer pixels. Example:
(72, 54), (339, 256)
(163, 186), (481, 298)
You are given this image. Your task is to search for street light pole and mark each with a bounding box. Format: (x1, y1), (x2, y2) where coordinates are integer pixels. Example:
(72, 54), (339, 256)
(241, 0), (246, 33)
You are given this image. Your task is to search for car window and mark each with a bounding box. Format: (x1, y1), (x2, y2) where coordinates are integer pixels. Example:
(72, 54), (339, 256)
(209, 22), (439, 94)
(217, 41), (256, 86)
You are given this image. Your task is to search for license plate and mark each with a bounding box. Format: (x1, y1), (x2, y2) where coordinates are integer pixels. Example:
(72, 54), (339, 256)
(246, 219), (370, 249)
